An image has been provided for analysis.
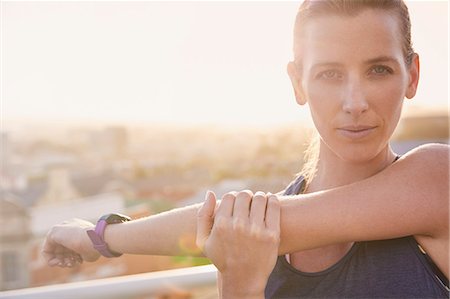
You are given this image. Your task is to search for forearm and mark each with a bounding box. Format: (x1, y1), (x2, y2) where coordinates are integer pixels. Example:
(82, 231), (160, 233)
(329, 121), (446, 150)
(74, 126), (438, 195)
(104, 203), (203, 256)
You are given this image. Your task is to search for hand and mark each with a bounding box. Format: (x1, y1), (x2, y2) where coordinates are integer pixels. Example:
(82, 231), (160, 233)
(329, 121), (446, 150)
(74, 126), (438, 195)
(42, 218), (100, 267)
(197, 190), (281, 299)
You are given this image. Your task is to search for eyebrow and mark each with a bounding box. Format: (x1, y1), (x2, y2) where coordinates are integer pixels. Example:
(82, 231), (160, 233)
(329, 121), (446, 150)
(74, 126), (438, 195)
(310, 55), (401, 71)
(310, 62), (342, 69)
(364, 56), (401, 66)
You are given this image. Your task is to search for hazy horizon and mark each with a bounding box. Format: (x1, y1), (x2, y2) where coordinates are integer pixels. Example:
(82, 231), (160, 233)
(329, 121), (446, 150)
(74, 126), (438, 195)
(2, 1), (448, 127)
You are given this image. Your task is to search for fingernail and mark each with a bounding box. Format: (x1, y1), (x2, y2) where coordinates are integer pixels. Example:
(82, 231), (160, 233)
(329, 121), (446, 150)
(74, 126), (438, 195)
(206, 190), (214, 199)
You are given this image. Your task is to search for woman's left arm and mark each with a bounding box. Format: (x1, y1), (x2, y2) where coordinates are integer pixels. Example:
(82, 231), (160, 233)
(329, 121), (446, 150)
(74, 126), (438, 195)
(278, 143), (449, 276)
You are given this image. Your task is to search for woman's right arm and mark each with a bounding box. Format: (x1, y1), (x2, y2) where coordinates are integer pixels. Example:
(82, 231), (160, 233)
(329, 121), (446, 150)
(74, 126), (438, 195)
(42, 203), (204, 267)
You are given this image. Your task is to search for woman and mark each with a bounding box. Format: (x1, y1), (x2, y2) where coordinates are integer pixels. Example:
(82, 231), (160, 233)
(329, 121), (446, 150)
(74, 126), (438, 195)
(196, 1), (449, 298)
(43, 0), (448, 297)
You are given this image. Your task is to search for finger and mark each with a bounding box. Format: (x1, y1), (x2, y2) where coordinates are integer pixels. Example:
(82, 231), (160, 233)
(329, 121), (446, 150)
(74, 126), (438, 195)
(215, 192), (236, 219)
(233, 190), (253, 220)
(249, 191), (267, 225)
(42, 250), (61, 267)
(41, 245), (54, 264)
(47, 257), (63, 267)
(64, 256), (74, 267)
(196, 190), (217, 250)
(41, 233), (58, 262)
(42, 235), (67, 267)
(66, 253), (82, 267)
(75, 253), (83, 264)
(266, 195), (281, 232)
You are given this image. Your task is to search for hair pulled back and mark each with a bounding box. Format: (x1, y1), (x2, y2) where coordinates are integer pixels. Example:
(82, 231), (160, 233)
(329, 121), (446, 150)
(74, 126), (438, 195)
(294, 0), (414, 64)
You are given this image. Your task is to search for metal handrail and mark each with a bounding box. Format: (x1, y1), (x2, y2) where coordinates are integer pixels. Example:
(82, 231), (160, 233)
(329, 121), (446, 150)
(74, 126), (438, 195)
(0, 265), (218, 299)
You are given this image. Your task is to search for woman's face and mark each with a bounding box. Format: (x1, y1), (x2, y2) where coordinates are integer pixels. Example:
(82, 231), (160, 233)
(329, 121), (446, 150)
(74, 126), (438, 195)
(289, 9), (419, 162)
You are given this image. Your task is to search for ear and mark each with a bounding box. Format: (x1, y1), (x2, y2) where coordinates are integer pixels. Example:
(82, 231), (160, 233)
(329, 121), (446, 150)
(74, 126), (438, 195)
(287, 61), (307, 105)
(405, 53), (420, 99)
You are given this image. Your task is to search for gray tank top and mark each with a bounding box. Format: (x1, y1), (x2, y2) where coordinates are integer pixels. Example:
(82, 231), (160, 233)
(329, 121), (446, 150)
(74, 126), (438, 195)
(265, 176), (449, 298)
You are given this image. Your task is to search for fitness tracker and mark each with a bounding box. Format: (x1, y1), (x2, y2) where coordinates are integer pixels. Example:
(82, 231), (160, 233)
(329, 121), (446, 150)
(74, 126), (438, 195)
(87, 213), (131, 258)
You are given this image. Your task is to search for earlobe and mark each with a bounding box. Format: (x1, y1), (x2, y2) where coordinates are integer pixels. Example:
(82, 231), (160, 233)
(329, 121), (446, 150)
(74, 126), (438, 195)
(405, 54), (420, 99)
(287, 62), (307, 105)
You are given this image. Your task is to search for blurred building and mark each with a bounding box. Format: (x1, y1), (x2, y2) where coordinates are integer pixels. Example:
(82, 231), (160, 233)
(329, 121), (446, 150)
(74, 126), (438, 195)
(31, 192), (126, 236)
(90, 127), (128, 161)
(0, 132), (12, 171)
(0, 132), (27, 192)
(0, 194), (31, 291)
(37, 166), (80, 205)
(392, 113), (449, 154)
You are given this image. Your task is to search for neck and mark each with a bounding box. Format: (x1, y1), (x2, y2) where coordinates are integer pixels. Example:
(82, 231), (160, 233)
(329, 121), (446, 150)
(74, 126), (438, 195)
(307, 142), (397, 192)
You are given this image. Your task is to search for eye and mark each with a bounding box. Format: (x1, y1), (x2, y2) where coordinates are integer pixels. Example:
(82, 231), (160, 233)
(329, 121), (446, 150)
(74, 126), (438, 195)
(369, 65), (393, 76)
(316, 70), (342, 80)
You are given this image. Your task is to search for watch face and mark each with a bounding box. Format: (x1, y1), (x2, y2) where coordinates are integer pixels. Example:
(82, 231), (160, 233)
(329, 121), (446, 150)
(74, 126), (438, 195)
(100, 213), (131, 224)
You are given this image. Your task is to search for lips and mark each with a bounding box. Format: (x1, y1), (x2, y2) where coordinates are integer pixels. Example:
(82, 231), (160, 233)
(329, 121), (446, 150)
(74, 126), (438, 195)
(336, 125), (377, 139)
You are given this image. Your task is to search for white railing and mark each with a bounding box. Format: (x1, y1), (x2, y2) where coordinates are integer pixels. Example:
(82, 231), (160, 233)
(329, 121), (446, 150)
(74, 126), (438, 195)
(0, 265), (218, 299)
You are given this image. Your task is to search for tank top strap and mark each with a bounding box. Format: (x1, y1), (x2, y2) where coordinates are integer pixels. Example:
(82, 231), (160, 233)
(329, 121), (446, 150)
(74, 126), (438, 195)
(282, 175), (306, 196)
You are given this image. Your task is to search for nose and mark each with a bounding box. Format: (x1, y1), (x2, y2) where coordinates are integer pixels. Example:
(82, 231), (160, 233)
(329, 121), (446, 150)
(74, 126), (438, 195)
(342, 79), (369, 116)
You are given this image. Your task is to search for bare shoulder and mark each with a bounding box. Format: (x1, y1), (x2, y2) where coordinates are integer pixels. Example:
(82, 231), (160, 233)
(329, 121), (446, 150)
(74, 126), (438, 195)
(399, 143), (449, 176)
(402, 142), (449, 159)
(398, 143), (448, 226)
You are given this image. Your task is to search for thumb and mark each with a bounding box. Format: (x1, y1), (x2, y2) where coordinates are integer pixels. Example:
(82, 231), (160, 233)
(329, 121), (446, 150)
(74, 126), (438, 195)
(196, 190), (216, 251)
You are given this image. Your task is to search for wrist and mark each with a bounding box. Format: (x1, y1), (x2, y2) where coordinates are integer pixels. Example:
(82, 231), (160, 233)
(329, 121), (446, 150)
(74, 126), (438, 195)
(81, 227), (101, 261)
(220, 273), (266, 299)
(86, 213), (131, 258)
(102, 221), (125, 254)
(221, 286), (264, 299)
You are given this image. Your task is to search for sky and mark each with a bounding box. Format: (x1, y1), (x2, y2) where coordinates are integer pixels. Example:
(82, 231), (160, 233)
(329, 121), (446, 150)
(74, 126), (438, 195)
(1, 1), (448, 127)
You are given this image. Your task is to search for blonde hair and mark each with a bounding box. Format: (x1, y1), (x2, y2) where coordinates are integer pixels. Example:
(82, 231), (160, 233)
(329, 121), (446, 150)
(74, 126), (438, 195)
(299, 134), (320, 188)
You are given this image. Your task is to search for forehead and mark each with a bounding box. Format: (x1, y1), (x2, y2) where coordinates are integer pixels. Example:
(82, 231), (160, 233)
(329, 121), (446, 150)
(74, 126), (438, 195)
(297, 9), (404, 67)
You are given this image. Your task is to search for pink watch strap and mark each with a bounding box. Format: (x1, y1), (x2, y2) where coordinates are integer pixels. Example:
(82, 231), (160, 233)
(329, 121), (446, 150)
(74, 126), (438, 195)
(87, 219), (122, 258)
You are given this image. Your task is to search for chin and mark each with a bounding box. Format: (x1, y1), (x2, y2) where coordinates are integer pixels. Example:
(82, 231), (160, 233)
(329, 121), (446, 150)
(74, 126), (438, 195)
(332, 142), (385, 164)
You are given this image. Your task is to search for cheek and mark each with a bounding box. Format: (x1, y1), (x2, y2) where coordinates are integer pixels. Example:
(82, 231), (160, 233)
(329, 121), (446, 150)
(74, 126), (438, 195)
(369, 80), (405, 122)
(307, 100), (337, 140)
(305, 83), (342, 129)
